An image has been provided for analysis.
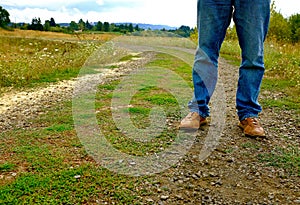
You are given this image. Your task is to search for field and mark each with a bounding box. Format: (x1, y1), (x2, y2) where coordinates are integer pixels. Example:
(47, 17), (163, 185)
(0, 29), (299, 204)
(0, 29), (118, 94)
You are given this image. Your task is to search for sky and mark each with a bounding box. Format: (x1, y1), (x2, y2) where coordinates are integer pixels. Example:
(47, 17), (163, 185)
(2, 0), (300, 28)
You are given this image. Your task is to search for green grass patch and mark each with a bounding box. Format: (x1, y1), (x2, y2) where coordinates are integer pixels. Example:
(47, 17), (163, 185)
(0, 51), (192, 203)
(45, 123), (74, 132)
(0, 164), (141, 204)
(0, 163), (16, 172)
(241, 142), (261, 150)
(94, 52), (191, 155)
(119, 54), (140, 62)
(258, 146), (300, 176)
(261, 78), (300, 113)
(146, 53), (193, 86)
(128, 107), (150, 114)
(0, 99), (150, 204)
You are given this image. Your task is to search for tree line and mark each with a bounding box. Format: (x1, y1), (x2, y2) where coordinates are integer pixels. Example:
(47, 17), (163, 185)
(22, 17), (141, 34)
(0, 6), (193, 37)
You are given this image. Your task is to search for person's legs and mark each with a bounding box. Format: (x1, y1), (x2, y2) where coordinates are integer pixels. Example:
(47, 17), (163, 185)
(188, 0), (233, 118)
(181, 0), (233, 129)
(233, 0), (270, 121)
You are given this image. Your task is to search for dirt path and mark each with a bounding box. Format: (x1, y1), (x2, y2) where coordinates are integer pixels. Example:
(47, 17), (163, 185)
(135, 58), (300, 204)
(0, 47), (299, 204)
(0, 52), (154, 131)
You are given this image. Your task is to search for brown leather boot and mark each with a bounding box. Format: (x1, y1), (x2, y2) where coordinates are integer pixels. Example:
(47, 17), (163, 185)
(238, 117), (265, 137)
(179, 112), (207, 130)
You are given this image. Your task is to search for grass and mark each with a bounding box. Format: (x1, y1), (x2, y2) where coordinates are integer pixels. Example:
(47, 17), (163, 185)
(0, 50), (191, 203)
(258, 146), (300, 176)
(0, 29), (117, 94)
(95, 53), (190, 155)
(0, 100), (146, 204)
(0, 163), (16, 172)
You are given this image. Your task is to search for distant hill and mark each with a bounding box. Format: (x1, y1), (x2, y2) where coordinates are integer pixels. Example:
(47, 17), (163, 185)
(115, 23), (178, 30)
(58, 22), (178, 30)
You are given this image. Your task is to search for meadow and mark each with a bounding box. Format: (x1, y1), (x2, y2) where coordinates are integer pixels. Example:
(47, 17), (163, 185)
(0, 29), (117, 94)
(0, 29), (299, 204)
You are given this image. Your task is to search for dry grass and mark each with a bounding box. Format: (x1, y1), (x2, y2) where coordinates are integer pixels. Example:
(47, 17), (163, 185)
(0, 29), (117, 41)
(0, 29), (118, 93)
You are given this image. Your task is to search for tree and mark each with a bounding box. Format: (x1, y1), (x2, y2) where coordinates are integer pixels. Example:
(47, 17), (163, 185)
(267, 2), (288, 41)
(288, 14), (300, 43)
(175, 25), (191, 37)
(85, 20), (93, 30)
(69, 21), (79, 31)
(44, 20), (51, 31)
(103, 22), (110, 32)
(0, 6), (10, 28)
(96, 21), (103, 31)
(78, 19), (85, 30)
(28, 17), (43, 31)
(128, 23), (134, 32)
(50, 17), (56, 27)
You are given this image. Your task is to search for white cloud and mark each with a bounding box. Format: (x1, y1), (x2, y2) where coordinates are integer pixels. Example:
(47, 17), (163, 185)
(96, 0), (104, 6)
(6, 0), (197, 27)
(273, 0), (300, 17)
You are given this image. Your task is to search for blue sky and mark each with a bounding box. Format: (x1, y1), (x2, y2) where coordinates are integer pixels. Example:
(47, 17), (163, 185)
(2, 0), (299, 27)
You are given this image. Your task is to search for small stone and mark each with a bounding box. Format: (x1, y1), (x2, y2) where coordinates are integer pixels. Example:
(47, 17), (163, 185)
(160, 195), (169, 200)
(175, 194), (183, 200)
(146, 198), (154, 203)
(129, 161), (136, 165)
(227, 158), (235, 163)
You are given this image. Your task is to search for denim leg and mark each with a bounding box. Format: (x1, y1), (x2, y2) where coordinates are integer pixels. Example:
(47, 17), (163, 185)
(188, 0), (233, 118)
(233, 0), (271, 121)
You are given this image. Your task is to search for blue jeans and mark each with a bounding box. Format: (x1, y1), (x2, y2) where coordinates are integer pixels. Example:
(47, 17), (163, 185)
(188, 0), (270, 121)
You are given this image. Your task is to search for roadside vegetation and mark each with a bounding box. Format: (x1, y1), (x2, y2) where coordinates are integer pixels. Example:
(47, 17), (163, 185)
(0, 29), (118, 94)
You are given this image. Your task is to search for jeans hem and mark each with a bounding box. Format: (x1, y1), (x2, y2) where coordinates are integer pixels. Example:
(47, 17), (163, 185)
(239, 114), (259, 121)
(189, 108), (209, 119)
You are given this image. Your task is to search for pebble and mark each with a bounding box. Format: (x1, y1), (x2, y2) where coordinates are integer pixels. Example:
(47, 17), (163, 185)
(160, 195), (169, 200)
